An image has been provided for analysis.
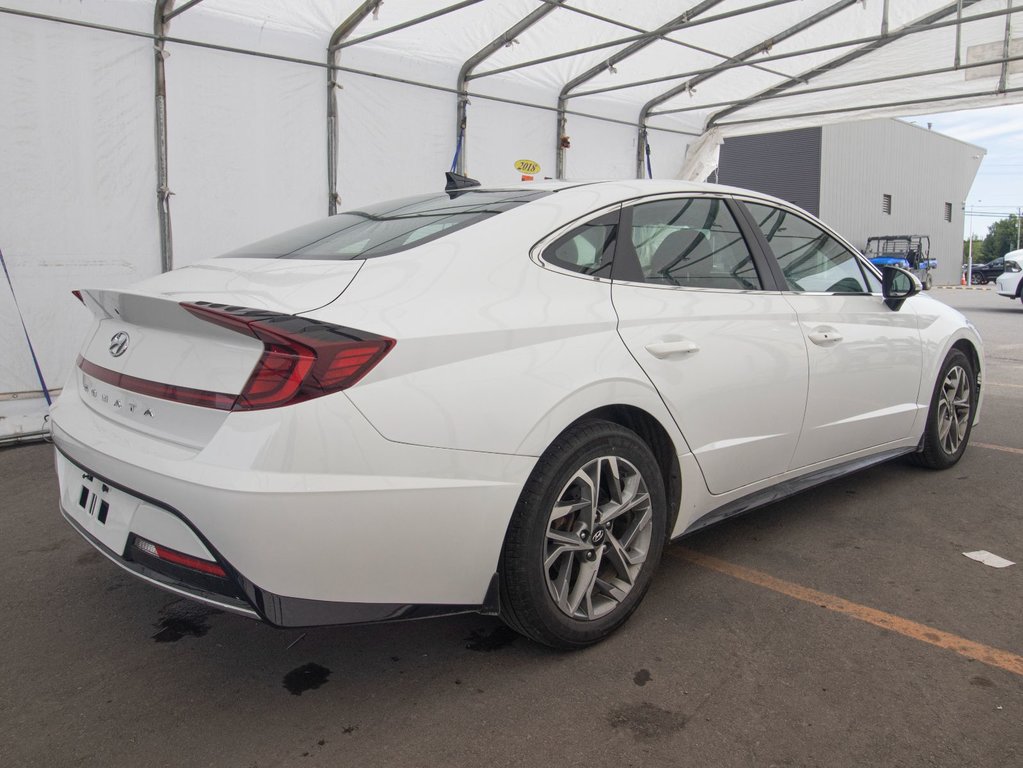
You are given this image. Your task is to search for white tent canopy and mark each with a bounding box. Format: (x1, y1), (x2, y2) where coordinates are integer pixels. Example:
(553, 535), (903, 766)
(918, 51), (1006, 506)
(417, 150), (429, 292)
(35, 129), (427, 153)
(1, 0), (1020, 439)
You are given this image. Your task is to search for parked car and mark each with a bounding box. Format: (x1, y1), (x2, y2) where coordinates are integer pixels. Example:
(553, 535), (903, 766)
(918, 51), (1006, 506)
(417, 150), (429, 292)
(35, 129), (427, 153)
(970, 256), (1007, 284)
(52, 178), (984, 648)
(995, 249), (1023, 303)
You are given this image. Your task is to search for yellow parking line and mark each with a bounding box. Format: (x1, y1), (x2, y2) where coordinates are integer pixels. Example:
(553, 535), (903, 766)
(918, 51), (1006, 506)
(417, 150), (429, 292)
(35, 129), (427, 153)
(672, 548), (1023, 678)
(973, 442), (1023, 456)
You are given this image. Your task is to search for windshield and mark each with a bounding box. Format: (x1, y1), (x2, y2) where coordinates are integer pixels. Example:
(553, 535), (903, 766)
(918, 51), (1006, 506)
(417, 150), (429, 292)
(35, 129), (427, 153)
(220, 190), (551, 260)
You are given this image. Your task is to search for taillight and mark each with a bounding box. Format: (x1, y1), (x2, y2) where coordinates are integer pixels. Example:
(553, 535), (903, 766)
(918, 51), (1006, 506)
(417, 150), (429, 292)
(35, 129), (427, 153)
(134, 537), (227, 578)
(181, 302), (394, 410)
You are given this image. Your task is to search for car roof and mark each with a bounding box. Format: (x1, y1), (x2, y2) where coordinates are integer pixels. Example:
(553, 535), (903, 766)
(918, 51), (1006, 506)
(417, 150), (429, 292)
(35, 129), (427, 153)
(477, 179), (805, 212)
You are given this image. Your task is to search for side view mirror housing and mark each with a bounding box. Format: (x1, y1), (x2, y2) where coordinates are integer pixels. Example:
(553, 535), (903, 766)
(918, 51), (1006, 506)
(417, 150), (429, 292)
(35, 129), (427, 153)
(882, 265), (922, 310)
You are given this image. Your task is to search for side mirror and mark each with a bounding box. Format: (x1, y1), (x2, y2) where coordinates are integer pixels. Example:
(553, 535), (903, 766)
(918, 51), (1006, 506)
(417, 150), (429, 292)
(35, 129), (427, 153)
(882, 265), (921, 310)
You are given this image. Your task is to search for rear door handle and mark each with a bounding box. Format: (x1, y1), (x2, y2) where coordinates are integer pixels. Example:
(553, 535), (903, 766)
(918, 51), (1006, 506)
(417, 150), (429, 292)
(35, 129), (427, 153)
(645, 339), (700, 358)
(807, 327), (843, 346)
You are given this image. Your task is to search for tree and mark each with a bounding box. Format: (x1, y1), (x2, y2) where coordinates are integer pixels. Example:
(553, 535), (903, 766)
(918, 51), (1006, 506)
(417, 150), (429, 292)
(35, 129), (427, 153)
(963, 237), (985, 264)
(981, 214), (1021, 262)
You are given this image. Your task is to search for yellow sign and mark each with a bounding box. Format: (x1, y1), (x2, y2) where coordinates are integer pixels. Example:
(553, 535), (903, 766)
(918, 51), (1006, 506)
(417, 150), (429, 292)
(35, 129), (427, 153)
(514, 159), (541, 175)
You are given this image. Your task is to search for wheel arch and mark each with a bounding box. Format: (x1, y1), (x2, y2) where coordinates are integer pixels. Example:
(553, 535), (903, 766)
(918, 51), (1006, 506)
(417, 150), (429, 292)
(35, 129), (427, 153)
(950, 337), (983, 406)
(564, 405), (684, 538)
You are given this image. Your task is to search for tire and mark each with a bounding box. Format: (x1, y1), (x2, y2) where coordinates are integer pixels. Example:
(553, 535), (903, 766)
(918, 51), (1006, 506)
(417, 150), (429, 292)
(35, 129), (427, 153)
(971, 273), (984, 285)
(499, 420), (667, 649)
(924, 275), (933, 291)
(908, 349), (976, 470)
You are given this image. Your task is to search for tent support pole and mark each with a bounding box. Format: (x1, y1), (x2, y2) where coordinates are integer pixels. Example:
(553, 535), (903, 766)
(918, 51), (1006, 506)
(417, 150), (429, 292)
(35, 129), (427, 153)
(555, 96), (568, 179)
(706, 1), (984, 127)
(454, 2), (565, 176)
(154, 0), (175, 273)
(881, 0), (890, 36)
(954, 0), (964, 68)
(999, 0), (1014, 92)
(635, 123), (648, 179)
(327, 1), (381, 215)
(153, 0), (205, 272)
(554, 0), (726, 180)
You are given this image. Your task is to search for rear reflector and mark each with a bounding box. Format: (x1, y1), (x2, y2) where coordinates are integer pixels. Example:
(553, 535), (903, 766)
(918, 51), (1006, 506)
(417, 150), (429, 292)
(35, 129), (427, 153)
(76, 304), (394, 412)
(134, 537), (227, 578)
(79, 356), (237, 410)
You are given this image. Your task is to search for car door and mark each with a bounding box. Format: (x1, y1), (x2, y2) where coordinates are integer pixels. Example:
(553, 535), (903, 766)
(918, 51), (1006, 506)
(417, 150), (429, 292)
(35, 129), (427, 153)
(738, 200), (924, 469)
(610, 195), (808, 495)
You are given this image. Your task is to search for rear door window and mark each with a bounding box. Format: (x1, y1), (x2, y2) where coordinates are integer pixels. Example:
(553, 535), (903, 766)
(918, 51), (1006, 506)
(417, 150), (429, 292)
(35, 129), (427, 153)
(623, 197), (762, 290)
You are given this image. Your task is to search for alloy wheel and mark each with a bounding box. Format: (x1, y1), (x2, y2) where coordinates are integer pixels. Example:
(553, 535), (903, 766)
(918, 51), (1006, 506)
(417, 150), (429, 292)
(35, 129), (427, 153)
(544, 456), (653, 621)
(936, 364), (971, 455)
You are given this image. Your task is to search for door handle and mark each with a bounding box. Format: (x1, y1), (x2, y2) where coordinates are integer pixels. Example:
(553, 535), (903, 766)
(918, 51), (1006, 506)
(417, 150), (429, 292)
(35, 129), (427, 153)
(807, 327), (843, 346)
(645, 339), (700, 358)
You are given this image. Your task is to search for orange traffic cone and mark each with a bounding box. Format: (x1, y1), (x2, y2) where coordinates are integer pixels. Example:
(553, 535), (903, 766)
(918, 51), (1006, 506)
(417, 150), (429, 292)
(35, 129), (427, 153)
(961, 272), (967, 286)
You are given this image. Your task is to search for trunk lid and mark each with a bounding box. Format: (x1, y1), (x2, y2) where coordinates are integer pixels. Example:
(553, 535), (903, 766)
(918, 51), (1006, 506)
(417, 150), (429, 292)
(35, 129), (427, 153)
(72, 259), (365, 447)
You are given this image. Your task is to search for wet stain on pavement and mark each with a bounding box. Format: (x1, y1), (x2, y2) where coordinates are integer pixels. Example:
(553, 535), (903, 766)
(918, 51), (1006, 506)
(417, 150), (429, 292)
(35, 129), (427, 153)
(465, 625), (518, 652)
(633, 669), (652, 686)
(970, 675), (995, 688)
(152, 603), (220, 643)
(76, 549), (103, 565)
(607, 702), (686, 739)
(283, 663), (331, 695)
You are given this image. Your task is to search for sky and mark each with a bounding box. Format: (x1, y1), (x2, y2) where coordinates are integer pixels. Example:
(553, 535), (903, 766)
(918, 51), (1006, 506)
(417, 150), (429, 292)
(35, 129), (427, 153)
(903, 103), (1023, 240)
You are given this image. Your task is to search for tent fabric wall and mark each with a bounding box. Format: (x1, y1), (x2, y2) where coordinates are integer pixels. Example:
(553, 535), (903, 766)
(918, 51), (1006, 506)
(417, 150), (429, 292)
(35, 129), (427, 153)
(1, 0), (1021, 439)
(0, 7), (159, 439)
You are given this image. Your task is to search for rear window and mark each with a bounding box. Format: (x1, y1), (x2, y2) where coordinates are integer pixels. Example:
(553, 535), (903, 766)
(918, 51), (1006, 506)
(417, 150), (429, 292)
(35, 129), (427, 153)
(220, 190), (550, 260)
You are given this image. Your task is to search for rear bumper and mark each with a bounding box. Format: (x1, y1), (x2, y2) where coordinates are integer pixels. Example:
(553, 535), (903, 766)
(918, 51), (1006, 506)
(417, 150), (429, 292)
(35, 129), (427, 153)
(50, 384), (535, 625)
(59, 459), (493, 626)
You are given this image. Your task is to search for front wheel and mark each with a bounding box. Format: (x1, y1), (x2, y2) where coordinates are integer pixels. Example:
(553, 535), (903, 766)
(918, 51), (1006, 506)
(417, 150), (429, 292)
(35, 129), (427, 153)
(909, 349), (976, 469)
(499, 420), (667, 649)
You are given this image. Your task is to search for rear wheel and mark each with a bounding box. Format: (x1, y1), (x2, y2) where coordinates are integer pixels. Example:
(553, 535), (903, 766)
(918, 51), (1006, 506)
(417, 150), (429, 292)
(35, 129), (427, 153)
(909, 349), (976, 469)
(499, 420), (666, 649)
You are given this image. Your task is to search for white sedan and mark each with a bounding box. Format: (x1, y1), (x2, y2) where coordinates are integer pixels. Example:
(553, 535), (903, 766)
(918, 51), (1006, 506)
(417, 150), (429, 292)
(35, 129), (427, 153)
(52, 178), (983, 648)
(995, 249), (1023, 304)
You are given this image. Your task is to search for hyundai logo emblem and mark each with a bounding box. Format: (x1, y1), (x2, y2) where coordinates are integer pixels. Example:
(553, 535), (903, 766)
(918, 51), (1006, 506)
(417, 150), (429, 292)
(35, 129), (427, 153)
(109, 331), (130, 358)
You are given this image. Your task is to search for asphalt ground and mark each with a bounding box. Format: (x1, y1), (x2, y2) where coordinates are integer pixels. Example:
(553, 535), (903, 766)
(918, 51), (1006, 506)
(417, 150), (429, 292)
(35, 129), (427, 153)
(1, 286), (1020, 768)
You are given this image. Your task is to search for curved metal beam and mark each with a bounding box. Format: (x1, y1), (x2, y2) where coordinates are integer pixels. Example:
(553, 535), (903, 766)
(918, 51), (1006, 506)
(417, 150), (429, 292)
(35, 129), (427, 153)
(554, 0), (726, 179)
(706, 1), (984, 128)
(470, 0), (801, 81)
(454, 1), (566, 175)
(327, 1), (382, 215)
(635, 0), (858, 178)
(337, 0), (486, 50)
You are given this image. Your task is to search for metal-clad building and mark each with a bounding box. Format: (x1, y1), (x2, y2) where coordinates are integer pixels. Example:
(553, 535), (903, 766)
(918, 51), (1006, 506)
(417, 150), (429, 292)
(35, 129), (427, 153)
(717, 119), (985, 286)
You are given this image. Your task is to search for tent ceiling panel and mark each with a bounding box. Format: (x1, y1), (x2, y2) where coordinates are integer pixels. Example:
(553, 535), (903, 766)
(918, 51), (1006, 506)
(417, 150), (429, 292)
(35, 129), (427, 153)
(5, 0), (1019, 139)
(705, 0), (1022, 128)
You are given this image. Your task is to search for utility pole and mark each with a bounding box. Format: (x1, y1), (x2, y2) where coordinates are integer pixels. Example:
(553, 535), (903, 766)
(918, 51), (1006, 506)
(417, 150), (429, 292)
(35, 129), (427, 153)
(967, 202), (978, 285)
